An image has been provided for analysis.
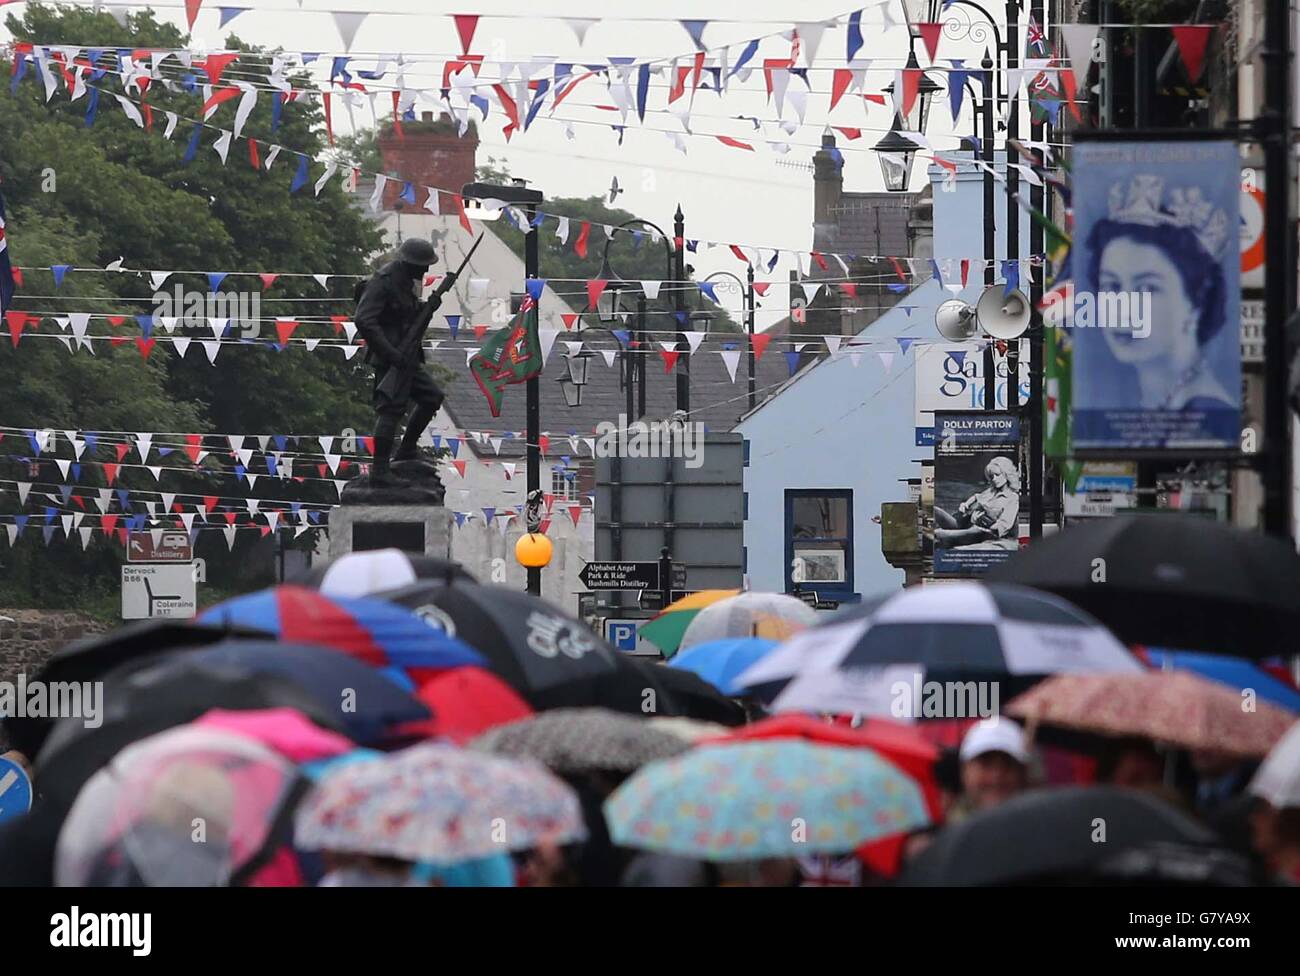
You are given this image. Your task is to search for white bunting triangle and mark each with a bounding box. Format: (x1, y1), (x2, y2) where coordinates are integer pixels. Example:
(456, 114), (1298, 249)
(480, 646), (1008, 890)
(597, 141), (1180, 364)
(17, 482), (31, 505)
(538, 328), (561, 363)
(824, 336), (842, 356)
(56, 459), (71, 479)
(201, 341), (221, 363)
(80, 527), (94, 549)
(333, 11), (369, 52)
(878, 351), (895, 373)
(720, 349), (741, 382)
(173, 337), (191, 358)
(599, 349), (617, 368)
(641, 280), (662, 300)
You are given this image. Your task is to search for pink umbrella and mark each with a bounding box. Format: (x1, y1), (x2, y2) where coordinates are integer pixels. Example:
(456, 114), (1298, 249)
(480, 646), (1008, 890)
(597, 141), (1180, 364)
(194, 708), (355, 763)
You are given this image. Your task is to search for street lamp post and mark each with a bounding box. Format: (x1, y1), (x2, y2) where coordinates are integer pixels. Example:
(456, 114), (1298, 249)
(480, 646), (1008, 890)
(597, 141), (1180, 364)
(461, 179), (545, 596)
(674, 205), (690, 415)
(703, 269), (756, 412)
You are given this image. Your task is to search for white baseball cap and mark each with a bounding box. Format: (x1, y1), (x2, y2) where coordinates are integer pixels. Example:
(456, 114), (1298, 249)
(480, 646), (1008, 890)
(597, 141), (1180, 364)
(960, 718), (1029, 764)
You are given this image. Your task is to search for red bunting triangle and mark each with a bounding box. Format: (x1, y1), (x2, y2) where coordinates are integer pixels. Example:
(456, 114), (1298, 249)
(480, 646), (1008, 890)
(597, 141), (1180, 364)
(574, 221), (592, 258)
(201, 53), (239, 86)
(839, 282), (859, 299)
(830, 68), (853, 112)
(560, 313), (579, 330)
(110, 336), (129, 347)
(5, 310), (30, 348)
(223, 512), (239, 525)
(137, 337), (155, 359)
(751, 333), (773, 361)
(659, 348), (680, 373)
(586, 279), (607, 309)
(73, 496), (86, 510)
(114, 527), (127, 546)
(259, 525), (271, 537)
(453, 14), (479, 54)
(322, 92), (334, 146)
(200, 86), (241, 118)
(9, 267), (22, 287)
(455, 196), (473, 235)
(730, 244), (750, 264)
(901, 69), (921, 118)
(115, 443), (130, 463)
(474, 324), (489, 342)
(203, 495), (218, 511)
(102, 514), (118, 535)
(317, 464), (328, 477)
(810, 251), (829, 271)
(361, 436), (374, 456)
(961, 259), (971, 286)
(538, 517), (552, 535)
(103, 463), (119, 486)
(330, 315), (346, 333)
(1170, 25), (1214, 83)
(753, 282), (771, 297)
(539, 434), (550, 455)
(918, 23), (943, 62)
(568, 504), (583, 527)
(185, 0), (203, 30)
(833, 126), (863, 140)
(107, 315), (126, 328)
(276, 319), (299, 345)
(453, 460), (467, 478)
(248, 138), (261, 169)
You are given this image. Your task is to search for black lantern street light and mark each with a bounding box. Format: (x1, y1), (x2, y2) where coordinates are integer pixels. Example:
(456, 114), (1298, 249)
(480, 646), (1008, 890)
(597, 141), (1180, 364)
(873, 116), (923, 193)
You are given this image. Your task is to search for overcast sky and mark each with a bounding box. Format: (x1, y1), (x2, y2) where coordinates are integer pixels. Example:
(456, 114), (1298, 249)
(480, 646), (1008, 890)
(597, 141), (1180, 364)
(6, 1), (1000, 326)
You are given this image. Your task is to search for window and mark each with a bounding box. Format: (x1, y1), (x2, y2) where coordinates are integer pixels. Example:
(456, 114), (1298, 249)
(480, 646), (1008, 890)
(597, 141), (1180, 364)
(552, 467), (575, 499)
(785, 489), (853, 594)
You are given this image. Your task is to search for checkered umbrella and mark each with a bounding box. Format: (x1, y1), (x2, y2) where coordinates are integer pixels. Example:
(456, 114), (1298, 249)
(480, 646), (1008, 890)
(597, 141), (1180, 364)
(737, 582), (1141, 717)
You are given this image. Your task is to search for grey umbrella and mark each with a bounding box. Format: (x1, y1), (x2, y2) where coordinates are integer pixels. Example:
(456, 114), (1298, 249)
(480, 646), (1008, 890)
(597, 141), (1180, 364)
(469, 708), (694, 774)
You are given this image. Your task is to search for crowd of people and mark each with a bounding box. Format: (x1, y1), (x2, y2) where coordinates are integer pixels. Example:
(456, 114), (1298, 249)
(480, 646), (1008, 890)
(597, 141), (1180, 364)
(0, 545), (1297, 888)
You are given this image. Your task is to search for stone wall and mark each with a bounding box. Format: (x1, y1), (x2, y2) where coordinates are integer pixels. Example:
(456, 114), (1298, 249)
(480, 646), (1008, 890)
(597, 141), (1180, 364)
(0, 608), (108, 683)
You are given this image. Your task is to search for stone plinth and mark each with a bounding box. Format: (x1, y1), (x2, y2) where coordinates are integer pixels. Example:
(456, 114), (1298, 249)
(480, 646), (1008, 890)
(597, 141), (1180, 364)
(327, 505), (452, 561)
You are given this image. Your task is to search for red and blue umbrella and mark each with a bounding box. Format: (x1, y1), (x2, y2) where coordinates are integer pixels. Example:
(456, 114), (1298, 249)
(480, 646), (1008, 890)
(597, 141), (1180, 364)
(199, 585), (485, 690)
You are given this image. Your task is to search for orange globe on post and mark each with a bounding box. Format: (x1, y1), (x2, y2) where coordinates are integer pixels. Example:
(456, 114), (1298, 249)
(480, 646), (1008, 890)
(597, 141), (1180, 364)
(515, 532), (553, 569)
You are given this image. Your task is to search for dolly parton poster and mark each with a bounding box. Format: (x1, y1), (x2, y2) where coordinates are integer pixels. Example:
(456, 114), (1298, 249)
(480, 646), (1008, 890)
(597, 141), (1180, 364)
(1069, 140), (1240, 451)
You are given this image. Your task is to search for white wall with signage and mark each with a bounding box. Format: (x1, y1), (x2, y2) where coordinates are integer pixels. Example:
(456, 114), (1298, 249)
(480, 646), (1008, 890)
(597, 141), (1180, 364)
(914, 341), (1029, 446)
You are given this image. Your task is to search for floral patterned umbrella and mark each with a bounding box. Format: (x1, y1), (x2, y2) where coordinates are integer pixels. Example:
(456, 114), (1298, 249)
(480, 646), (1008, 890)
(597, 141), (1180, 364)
(294, 742), (585, 864)
(1007, 671), (1297, 758)
(468, 708), (693, 774)
(604, 740), (929, 861)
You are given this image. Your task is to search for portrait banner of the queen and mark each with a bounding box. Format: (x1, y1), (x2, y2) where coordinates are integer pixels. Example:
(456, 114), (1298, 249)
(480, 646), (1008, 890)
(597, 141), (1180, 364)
(1070, 139), (1241, 452)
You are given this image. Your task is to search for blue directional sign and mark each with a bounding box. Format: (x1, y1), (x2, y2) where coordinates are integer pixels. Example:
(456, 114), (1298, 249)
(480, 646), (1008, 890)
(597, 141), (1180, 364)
(0, 755), (32, 823)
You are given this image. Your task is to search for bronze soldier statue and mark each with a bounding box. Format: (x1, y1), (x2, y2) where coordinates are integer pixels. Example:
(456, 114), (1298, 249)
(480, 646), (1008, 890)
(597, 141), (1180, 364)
(354, 238), (457, 486)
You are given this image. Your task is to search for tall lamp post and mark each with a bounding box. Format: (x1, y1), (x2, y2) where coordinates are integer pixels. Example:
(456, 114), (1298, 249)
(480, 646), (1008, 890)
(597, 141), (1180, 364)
(600, 216), (676, 418)
(703, 269), (756, 412)
(461, 179), (546, 595)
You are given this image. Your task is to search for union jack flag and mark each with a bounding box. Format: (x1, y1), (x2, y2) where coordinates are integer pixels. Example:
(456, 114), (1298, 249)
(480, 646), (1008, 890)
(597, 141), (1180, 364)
(1026, 16), (1049, 57)
(0, 189), (14, 317)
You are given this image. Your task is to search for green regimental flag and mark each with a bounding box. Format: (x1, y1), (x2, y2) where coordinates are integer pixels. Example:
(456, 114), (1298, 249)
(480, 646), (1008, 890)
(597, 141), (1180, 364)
(1043, 310), (1073, 463)
(469, 295), (542, 417)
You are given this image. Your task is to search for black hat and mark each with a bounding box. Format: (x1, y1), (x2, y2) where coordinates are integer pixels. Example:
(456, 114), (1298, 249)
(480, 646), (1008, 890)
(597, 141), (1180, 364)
(397, 237), (437, 266)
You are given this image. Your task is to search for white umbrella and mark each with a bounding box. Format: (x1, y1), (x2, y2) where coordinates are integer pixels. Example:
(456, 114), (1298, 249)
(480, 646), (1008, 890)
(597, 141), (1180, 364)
(1249, 719), (1300, 808)
(677, 591), (817, 653)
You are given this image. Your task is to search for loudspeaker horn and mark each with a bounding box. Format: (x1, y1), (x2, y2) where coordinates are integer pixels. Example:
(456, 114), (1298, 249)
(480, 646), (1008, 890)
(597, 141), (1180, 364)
(935, 299), (978, 341)
(976, 286), (1031, 340)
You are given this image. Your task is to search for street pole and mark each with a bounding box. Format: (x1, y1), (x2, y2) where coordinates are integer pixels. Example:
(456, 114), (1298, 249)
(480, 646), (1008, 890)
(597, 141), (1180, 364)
(637, 294), (647, 420)
(674, 204), (689, 414)
(525, 199), (541, 596)
(746, 262), (756, 412)
(1261, 0), (1295, 539)
(1028, 0), (1046, 538)
(1005, 0), (1021, 412)
(981, 47), (997, 413)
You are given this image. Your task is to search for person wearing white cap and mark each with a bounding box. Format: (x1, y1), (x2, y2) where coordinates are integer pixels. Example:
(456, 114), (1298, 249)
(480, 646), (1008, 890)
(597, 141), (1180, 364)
(952, 718), (1032, 820)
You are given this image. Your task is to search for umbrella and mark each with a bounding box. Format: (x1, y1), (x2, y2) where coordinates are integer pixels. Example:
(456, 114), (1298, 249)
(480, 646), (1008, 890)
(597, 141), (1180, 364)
(636, 589), (741, 656)
(469, 708), (693, 774)
(1248, 719), (1300, 808)
(648, 717), (731, 742)
(154, 641), (432, 746)
(1139, 649), (1300, 713)
(604, 740), (929, 860)
(1006, 671), (1296, 758)
(295, 742), (586, 864)
(199, 585), (485, 687)
(54, 725), (306, 887)
(668, 638), (778, 696)
(708, 713), (944, 877)
(395, 667), (534, 744)
(901, 786), (1221, 885)
(382, 581), (619, 707)
(294, 547), (476, 596)
(2, 619), (269, 759)
(676, 592), (817, 656)
(636, 660), (747, 726)
(985, 514), (1300, 658)
(192, 708), (357, 764)
(741, 583), (1140, 716)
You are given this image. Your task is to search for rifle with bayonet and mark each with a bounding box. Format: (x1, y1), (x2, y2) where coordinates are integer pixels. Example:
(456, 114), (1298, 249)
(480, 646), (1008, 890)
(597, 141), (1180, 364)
(375, 233), (484, 400)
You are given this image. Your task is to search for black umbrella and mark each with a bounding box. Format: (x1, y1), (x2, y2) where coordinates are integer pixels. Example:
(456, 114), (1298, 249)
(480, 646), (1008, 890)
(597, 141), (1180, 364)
(900, 786), (1221, 885)
(382, 581), (620, 707)
(292, 548), (476, 595)
(2, 619), (270, 758)
(986, 514), (1300, 658)
(631, 660), (746, 726)
(34, 658), (351, 811)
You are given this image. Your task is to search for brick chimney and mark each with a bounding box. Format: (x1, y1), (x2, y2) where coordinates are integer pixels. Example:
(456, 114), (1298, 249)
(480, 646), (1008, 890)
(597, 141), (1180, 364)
(377, 112), (479, 214)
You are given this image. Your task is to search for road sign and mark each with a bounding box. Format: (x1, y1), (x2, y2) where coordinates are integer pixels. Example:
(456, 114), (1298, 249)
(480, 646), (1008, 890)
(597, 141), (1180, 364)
(0, 755), (33, 824)
(579, 561), (661, 590)
(603, 618), (662, 655)
(671, 563), (688, 589)
(121, 563), (197, 619)
(793, 589), (840, 611)
(127, 529), (193, 563)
